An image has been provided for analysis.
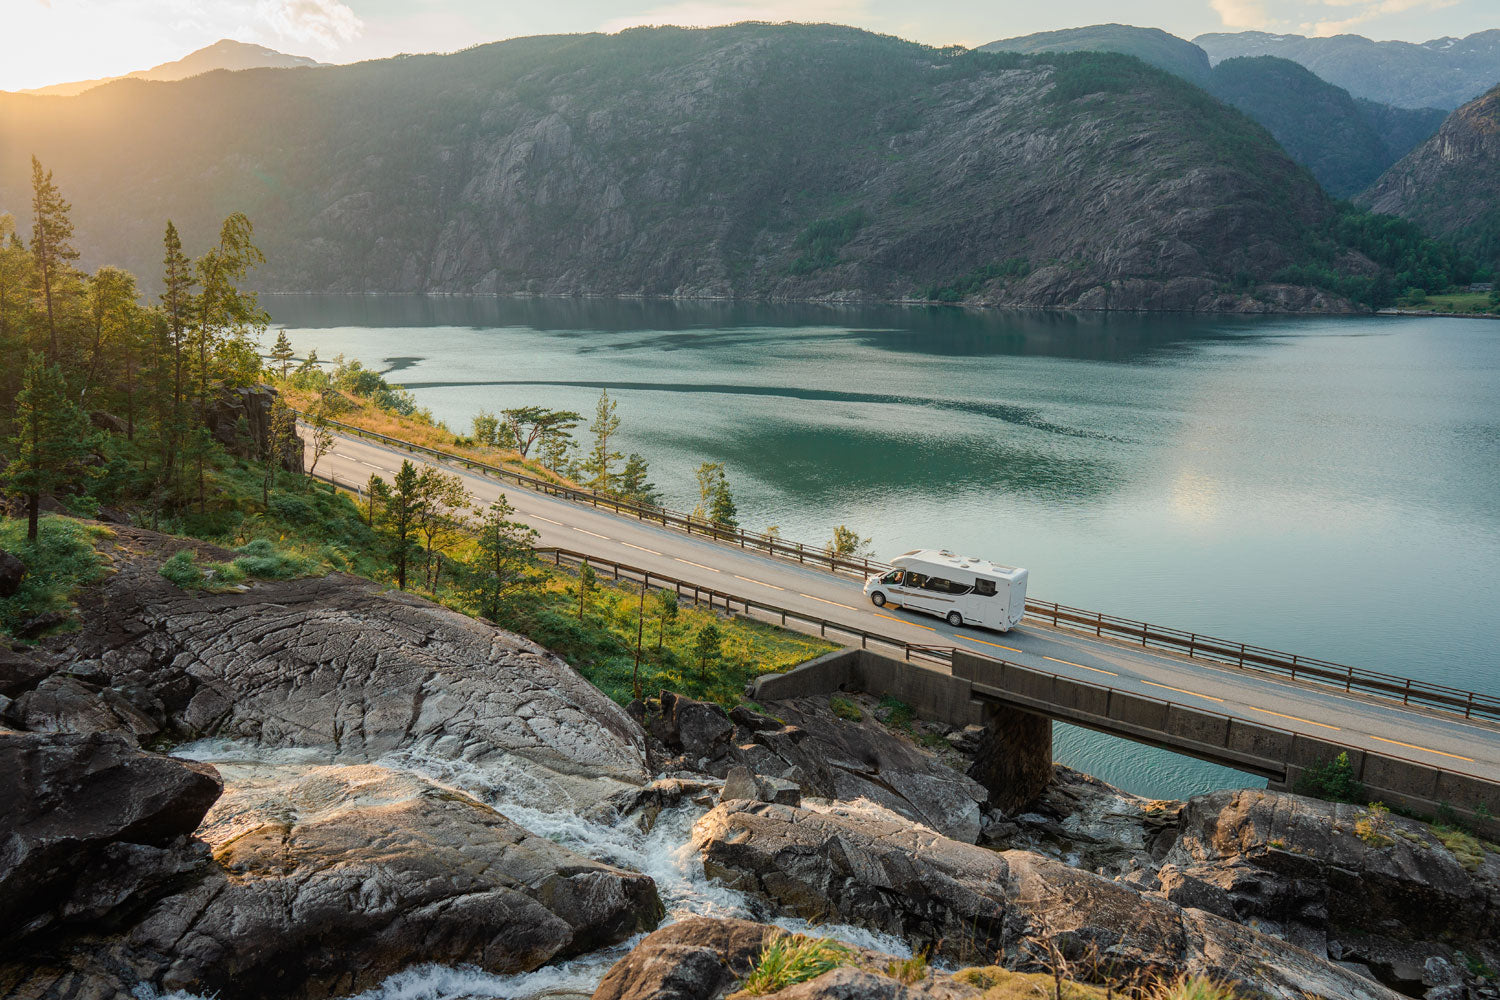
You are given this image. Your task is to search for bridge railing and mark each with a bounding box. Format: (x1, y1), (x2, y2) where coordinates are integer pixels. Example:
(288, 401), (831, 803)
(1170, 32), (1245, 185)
(1025, 599), (1500, 723)
(308, 421), (1500, 726)
(306, 414), (887, 577)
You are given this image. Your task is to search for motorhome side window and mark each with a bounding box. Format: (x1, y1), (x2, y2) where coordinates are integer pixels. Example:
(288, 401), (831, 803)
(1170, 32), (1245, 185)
(903, 572), (926, 588)
(974, 579), (997, 597)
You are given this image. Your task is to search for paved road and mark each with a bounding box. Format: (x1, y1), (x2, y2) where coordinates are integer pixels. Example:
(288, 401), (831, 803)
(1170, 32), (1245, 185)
(310, 430), (1500, 782)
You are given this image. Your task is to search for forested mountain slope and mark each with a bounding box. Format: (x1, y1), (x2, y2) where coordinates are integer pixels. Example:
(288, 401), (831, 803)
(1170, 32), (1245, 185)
(1360, 84), (1500, 270)
(983, 25), (1445, 197)
(1194, 29), (1500, 110)
(0, 24), (1398, 311)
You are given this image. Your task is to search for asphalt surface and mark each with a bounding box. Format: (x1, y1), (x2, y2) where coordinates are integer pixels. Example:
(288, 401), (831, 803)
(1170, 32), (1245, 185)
(311, 429), (1500, 782)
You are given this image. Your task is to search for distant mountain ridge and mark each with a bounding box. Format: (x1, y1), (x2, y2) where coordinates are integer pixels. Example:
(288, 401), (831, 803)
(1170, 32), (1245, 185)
(982, 24), (1447, 196)
(0, 24), (1374, 313)
(16, 39), (322, 97)
(1360, 84), (1500, 270)
(1193, 29), (1500, 110)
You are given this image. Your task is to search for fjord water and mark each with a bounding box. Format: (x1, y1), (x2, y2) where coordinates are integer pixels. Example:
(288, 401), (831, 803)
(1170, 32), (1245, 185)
(266, 296), (1500, 798)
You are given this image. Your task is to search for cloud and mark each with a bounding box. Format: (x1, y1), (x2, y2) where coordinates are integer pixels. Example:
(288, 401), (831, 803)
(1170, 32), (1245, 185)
(1209, 0), (1272, 28)
(255, 0), (362, 48)
(1305, 0), (1459, 35)
(600, 0), (870, 33)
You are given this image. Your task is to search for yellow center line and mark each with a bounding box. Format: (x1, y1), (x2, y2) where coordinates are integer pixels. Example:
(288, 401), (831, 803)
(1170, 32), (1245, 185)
(1248, 707), (1341, 731)
(1142, 680), (1224, 703)
(875, 611), (937, 631)
(801, 593), (857, 611)
(622, 542), (660, 555)
(958, 635), (1023, 653)
(573, 527), (609, 540)
(734, 575), (784, 591)
(675, 558), (719, 572)
(1368, 735), (1475, 762)
(1043, 655), (1118, 677)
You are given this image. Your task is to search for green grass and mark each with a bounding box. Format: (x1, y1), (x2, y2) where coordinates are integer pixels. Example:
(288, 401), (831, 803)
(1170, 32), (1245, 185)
(1395, 291), (1500, 314)
(0, 516), (112, 637)
(878, 694), (915, 731)
(953, 967), (1109, 1000)
(738, 933), (854, 995)
(157, 539), (323, 592)
(830, 695), (863, 722)
(884, 953), (928, 985)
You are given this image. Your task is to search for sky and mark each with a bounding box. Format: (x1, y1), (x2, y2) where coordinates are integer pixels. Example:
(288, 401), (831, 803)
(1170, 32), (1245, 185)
(3, 0), (1495, 92)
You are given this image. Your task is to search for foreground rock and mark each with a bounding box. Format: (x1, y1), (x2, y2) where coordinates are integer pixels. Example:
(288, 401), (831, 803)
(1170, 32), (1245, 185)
(1159, 788), (1500, 989)
(693, 799), (1401, 1000)
(595, 917), (976, 1000)
(0, 729), (221, 945)
(43, 527), (649, 801)
(645, 692), (986, 841)
(6, 763), (663, 999)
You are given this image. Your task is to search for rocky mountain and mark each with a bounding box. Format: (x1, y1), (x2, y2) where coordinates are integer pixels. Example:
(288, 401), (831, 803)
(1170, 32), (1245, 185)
(1360, 84), (1500, 270)
(2, 23), (1376, 313)
(15, 39), (323, 98)
(1194, 29), (1500, 110)
(982, 25), (1446, 197)
(979, 23), (1212, 84)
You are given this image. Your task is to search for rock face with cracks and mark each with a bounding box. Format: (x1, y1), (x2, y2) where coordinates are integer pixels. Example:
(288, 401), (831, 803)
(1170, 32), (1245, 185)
(692, 799), (1403, 1000)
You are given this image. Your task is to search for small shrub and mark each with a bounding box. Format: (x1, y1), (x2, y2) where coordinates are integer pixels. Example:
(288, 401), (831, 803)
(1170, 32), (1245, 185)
(738, 933), (853, 996)
(885, 953), (928, 985)
(159, 550), (204, 589)
(1433, 826), (1487, 871)
(1355, 802), (1394, 848)
(231, 539), (319, 580)
(268, 492), (315, 524)
(1295, 751), (1364, 804)
(1149, 975), (1240, 1000)
(829, 695), (863, 722)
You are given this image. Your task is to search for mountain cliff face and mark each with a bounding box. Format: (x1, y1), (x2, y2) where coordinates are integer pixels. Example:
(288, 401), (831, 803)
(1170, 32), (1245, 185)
(982, 25), (1445, 197)
(1194, 29), (1500, 110)
(2, 24), (1359, 312)
(1360, 85), (1500, 269)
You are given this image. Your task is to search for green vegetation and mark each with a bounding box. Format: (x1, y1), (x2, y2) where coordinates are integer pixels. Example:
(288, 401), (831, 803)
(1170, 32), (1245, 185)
(1390, 290), (1500, 315)
(923, 258), (1031, 303)
(738, 933), (854, 996)
(0, 516), (110, 635)
(1354, 802), (1394, 848)
(789, 209), (867, 275)
(1148, 976), (1242, 1000)
(157, 539), (321, 592)
(884, 953), (929, 985)
(953, 967), (1109, 1000)
(1295, 751), (1365, 804)
(878, 694), (915, 731)
(829, 695), (864, 722)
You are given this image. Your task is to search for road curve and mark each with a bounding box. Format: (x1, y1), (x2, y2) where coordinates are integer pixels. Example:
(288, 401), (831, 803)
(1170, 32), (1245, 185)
(308, 429), (1500, 783)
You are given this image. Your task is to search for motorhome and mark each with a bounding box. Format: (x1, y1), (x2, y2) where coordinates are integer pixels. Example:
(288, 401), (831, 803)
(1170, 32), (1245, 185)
(863, 549), (1028, 631)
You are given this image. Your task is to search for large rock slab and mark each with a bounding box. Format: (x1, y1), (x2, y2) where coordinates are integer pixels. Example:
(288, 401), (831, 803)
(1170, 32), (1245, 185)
(649, 693), (986, 842)
(1160, 788), (1500, 986)
(0, 729), (222, 942)
(692, 799), (1401, 1000)
(54, 539), (649, 802)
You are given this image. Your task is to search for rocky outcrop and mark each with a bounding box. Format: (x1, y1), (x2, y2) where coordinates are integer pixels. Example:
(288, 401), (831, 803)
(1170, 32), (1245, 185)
(1158, 788), (1500, 989)
(646, 693), (986, 842)
(50, 530), (649, 801)
(0, 549), (24, 598)
(693, 799), (1401, 1000)
(204, 385), (303, 473)
(0, 729), (222, 945)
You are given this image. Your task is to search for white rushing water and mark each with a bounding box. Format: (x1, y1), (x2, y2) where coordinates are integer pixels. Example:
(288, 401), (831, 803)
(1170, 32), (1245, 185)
(165, 740), (914, 1000)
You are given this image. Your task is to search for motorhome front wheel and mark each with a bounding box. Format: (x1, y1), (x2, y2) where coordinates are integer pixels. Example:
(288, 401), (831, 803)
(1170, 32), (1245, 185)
(870, 591), (886, 607)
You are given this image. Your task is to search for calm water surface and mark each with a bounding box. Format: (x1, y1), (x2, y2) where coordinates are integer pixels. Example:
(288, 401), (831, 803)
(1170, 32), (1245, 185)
(264, 296), (1500, 798)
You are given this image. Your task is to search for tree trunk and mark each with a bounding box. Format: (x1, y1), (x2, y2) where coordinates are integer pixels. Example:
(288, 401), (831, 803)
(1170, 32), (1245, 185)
(26, 493), (39, 543)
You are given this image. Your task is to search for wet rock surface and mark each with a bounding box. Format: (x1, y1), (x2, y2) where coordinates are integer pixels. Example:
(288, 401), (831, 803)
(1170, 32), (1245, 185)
(648, 692), (985, 842)
(693, 798), (1403, 1000)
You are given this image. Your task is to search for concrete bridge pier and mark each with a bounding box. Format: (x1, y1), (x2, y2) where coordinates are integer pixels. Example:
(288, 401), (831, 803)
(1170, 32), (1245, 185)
(968, 703), (1054, 813)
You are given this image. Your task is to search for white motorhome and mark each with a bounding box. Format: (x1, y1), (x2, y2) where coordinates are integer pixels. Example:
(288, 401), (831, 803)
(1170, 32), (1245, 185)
(863, 549), (1028, 631)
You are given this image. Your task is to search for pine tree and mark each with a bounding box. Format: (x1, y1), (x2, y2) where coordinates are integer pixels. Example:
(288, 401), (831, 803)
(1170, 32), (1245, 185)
(270, 330), (295, 379)
(4, 352), (94, 541)
(618, 453), (660, 506)
(577, 563), (597, 619)
(581, 389), (622, 491)
(28, 157), (79, 360)
(652, 587), (679, 652)
(693, 621), (722, 685)
(465, 496), (539, 619)
(158, 221), (195, 496)
(383, 460), (422, 590)
(709, 476), (738, 529)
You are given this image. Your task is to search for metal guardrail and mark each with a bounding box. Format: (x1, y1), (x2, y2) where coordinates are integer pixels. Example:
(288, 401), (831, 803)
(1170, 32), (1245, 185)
(309, 417), (1500, 726)
(304, 414), (886, 577)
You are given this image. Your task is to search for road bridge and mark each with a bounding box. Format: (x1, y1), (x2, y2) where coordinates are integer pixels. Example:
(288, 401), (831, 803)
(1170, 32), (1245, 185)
(307, 425), (1500, 829)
